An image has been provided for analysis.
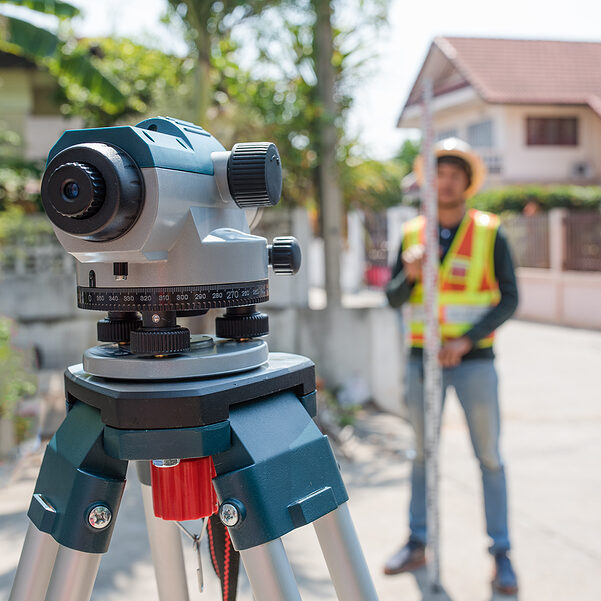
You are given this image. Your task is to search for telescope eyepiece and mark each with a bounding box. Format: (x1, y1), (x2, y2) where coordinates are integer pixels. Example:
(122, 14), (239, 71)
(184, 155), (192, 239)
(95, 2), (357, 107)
(49, 161), (106, 219)
(42, 143), (144, 242)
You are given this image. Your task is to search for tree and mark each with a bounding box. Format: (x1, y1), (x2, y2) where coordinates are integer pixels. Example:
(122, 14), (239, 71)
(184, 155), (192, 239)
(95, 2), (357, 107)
(313, 0), (344, 306)
(0, 0), (127, 113)
(58, 37), (195, 127)
(164, 1), (279, 126)
(239, 0), (391, 306)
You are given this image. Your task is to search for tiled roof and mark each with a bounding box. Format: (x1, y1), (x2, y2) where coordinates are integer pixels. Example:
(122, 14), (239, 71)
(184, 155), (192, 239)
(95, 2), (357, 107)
(401, 36), (601, 119)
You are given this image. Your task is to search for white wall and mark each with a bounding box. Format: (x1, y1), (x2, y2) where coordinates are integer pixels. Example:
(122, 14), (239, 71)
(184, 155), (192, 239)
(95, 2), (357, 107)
(404, 91), (601, 187)
(25, 116), (84, 161)
(500, 104), (601, 183)
(428, 99), (506, 187)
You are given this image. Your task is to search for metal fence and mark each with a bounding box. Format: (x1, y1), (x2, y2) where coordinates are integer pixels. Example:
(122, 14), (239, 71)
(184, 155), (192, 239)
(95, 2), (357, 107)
(565, 211), (601, 271)
(0, 217), (73, 278)
(501, 214), (550, 269)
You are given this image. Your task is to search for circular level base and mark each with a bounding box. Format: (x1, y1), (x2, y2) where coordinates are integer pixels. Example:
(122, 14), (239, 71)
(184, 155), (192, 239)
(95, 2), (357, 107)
(83, 336), (268, 380)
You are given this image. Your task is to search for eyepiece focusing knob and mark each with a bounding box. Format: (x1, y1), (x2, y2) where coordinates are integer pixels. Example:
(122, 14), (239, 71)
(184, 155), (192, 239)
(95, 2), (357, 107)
(48, 162), (106, 219)
(42, 143), (144, 242)
(268, 236), (302, 275)
(227, 142), (282, 208)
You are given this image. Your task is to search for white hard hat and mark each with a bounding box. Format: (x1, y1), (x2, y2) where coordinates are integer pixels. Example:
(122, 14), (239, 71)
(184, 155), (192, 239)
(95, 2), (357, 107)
(413, 137), (487, 198)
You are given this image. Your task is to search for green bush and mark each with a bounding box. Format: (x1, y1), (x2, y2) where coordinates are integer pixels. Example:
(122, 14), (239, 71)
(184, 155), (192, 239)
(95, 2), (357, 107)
(0, 161), (44, 213)
(470, 185), (601, 214)
(0, 317), (36, 418)
(0, 210), (54, 246)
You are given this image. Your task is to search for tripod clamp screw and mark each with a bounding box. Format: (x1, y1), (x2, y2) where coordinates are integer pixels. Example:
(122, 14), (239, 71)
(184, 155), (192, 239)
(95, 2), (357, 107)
(152, 458), (181, 468)
(88, 505), (112, 530)
(219, 499), (245, 527)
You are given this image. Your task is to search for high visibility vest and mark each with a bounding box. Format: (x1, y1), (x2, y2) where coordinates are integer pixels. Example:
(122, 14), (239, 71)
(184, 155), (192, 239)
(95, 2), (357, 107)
(403, 208), (501, 348)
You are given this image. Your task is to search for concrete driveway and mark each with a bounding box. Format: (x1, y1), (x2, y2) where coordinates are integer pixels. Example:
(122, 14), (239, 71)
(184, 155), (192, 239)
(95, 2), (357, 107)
(1, 319), (600, 601)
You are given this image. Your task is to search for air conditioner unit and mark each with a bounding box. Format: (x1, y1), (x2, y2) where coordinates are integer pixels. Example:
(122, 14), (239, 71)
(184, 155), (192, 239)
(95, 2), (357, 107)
(571, 161), (592, 180)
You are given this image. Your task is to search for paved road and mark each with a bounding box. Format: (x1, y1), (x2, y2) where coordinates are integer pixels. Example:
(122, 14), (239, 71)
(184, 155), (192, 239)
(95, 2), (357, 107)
(1, 320), (600, 601)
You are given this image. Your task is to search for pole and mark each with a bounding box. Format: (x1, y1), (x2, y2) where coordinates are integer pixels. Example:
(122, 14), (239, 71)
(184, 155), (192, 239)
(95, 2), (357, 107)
(421, 77), (443, 591)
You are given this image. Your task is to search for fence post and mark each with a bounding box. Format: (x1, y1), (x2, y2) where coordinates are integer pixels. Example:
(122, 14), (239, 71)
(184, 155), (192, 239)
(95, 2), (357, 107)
(549, 208), (567, 272)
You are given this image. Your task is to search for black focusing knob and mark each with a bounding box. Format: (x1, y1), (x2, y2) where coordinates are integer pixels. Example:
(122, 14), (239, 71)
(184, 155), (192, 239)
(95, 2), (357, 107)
(215, 306), (269, 340)
(97, 312), (142, 343)
(48, 162), (106, 219)
(268, 236), (302, 275)
(227, 142), (282, 208)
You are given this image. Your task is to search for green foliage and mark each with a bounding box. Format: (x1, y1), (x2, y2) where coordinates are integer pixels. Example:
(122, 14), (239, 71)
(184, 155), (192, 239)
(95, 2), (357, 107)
(341, 157), (403, 210)
(0, 316), (36, 418)
(395, 138), (420, 173)
(0, 1), (79, 19)
(318, 380), (360, 428)
(0, 209), (53, 245)
(0, 161), (43, 212)
(0, 1), (127, 111)
(58, 38), (195, 126)
(470, 185), (601, 214)
(187, 1), (395, 211)
(205, 36), (319, 207)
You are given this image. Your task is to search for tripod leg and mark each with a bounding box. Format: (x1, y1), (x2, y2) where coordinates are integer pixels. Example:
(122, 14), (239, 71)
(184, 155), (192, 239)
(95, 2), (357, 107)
(44, 546), (102, 601)
(240, 538), (302, 601)
(8, 522), (59, 601)
(137, 462), (190, 601)
(313, 504), (379, 601)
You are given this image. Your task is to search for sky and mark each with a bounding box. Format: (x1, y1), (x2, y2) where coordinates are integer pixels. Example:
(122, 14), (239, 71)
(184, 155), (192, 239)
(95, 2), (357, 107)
(4, 0), (601, 159)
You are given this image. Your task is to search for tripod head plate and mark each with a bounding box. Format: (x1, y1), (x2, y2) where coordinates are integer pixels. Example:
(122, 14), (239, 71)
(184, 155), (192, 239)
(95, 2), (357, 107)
(83, 336), (268, 380)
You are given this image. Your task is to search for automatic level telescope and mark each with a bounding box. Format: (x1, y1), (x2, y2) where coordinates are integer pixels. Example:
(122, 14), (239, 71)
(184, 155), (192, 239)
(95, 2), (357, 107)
(41, 115), (301, 355)
(9, 117), (379, 601)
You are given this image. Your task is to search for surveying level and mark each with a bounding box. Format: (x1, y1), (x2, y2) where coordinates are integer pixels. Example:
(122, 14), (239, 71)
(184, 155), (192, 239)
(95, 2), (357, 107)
(8, 117), (379, 601)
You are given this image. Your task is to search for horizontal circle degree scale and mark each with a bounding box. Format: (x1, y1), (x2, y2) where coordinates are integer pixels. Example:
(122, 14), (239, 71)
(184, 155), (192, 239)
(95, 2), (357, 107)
(77, 280), (269, 311)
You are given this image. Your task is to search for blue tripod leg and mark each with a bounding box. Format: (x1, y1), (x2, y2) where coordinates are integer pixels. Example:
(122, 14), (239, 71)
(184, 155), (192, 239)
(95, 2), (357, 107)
(9, 401), (128, 601)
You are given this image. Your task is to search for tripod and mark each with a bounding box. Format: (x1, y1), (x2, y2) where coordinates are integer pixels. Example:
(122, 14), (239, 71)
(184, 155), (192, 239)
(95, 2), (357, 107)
(8, 336), (380, 601)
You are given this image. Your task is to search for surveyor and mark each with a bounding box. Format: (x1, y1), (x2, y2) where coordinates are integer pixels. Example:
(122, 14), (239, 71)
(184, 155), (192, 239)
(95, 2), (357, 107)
(384, 138), (519, 595)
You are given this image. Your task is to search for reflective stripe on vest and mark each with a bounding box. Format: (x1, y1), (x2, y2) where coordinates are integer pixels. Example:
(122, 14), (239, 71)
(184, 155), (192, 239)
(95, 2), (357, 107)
(403, 209), (500, 348)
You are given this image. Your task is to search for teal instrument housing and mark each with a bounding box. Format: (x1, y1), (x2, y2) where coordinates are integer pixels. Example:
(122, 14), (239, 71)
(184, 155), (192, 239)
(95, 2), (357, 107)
(46, 116), (225, 175)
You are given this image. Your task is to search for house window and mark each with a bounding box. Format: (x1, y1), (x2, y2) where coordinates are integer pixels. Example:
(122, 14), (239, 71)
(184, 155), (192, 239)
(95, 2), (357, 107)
(526, 117), (578, 146)
(435, 128), (458, 142)
(467, 119), (493, 148)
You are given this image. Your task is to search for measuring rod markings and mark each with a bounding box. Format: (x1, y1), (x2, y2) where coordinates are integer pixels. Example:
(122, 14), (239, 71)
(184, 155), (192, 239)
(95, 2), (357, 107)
(421, 77), (442, 591)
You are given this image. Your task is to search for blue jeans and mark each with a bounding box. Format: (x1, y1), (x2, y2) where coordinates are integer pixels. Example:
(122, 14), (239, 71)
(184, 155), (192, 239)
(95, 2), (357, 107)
(404, 357), (510, 554)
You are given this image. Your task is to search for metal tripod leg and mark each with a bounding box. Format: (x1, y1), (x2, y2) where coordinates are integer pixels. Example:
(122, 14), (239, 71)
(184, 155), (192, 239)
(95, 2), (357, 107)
(44, 546), (102, 601)
(8, 522), (60, 601)
(313, 503), (379, 601)
(240, 538), (303, 601)
(137, 462), (190, 601)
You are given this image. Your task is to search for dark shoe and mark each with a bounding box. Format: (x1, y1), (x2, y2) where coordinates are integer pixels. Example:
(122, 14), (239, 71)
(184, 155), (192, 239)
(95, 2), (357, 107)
(383, 540), (426, 575)
(493, 552), (518, 595)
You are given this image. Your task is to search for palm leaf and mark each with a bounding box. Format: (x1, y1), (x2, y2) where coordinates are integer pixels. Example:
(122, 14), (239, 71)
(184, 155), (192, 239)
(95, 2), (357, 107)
(0, 15), (58, 58)
(0, 0), (79, 19)
(58, 51), (126, 108)
(0, 15), (126, 109)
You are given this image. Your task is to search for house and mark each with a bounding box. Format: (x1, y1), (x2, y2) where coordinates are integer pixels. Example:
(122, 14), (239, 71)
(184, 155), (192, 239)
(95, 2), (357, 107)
(398, 37), (601, 186)
(0, 50), (81, 161)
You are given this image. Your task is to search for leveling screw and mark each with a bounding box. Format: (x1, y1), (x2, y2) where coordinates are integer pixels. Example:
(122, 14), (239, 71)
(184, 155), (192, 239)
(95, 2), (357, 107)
(88, 505), (112, 529)
(219, 501), (243, 527)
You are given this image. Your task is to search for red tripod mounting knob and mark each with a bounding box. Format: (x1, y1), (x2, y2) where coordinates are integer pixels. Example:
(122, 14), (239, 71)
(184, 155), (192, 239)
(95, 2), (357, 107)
(150, 457), (218, 521)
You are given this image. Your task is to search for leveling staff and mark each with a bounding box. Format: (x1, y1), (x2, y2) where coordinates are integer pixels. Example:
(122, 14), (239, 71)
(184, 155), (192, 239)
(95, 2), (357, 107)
(385, 138), (519, 595)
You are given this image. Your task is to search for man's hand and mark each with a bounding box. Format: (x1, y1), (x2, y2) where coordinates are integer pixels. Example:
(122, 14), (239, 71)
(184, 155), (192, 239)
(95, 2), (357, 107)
(402, 244), (425, 282)
(438, 337), (473, 367)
